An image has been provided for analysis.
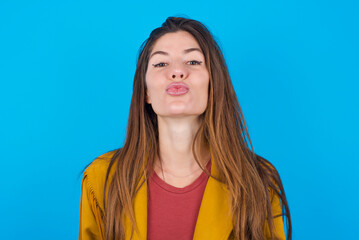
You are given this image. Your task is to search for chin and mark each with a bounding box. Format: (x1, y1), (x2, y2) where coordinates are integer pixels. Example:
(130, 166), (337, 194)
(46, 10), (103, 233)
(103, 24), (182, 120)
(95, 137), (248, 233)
(159, 109), (206, 118)
(152, 104), (207, 118)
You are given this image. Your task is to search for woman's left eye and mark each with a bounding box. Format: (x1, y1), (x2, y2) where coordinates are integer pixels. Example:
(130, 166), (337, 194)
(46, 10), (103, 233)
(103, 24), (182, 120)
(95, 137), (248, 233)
(187, 60), (202, 65)
(152, 62), (167, 68)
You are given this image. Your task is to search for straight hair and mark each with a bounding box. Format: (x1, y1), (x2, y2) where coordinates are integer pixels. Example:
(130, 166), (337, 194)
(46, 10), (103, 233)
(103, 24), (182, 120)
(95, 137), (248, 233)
(103, 17), (292, 240)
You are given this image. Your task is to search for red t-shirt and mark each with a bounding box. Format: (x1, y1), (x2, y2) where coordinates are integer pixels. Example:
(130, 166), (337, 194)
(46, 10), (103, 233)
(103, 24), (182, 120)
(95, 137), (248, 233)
(147, 161), (211, 240)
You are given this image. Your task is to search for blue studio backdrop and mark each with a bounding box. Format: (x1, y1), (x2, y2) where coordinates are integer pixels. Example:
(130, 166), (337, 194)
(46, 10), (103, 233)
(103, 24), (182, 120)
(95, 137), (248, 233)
(1, 0), (358, 239)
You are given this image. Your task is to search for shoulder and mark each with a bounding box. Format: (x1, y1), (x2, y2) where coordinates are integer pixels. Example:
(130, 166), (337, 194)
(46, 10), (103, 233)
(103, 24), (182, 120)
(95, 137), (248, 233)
(254, 154), (282, 197)
(82, 150), (117, 210)
(254, 154), (281, 184)
(255, 154), (276, 171)
(84, 150), (116, 180)
(255, 155), (287, 239)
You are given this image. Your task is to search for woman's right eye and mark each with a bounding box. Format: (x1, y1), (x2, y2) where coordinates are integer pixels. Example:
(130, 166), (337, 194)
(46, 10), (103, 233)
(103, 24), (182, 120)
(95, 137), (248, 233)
(152, 62), (167, 68)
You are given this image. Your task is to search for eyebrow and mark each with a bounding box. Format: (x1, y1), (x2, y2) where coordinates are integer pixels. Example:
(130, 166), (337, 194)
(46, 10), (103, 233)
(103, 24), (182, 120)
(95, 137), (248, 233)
(149, 48), (203, 59)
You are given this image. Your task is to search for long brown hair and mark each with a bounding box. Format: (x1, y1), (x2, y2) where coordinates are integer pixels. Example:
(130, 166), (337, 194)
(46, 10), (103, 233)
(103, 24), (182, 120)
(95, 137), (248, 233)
(104, 17), (291, 240)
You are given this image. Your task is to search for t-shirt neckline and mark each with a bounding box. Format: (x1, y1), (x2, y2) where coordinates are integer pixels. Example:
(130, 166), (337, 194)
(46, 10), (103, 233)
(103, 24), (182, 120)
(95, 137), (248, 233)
(150, 161), (211, 194)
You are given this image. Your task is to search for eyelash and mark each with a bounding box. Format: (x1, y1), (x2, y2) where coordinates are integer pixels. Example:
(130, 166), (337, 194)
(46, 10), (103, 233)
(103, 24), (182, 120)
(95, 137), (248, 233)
(152, 60), (203, 68)
(153, 62), (167, 68)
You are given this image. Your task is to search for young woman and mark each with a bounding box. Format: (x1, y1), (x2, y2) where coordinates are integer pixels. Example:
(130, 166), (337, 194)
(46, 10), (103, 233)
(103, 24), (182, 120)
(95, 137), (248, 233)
(79, 17), (292, 240)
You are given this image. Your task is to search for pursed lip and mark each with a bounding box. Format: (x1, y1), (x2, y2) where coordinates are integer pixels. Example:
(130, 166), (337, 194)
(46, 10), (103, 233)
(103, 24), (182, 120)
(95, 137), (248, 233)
(165, 82), (190, 96)
(166, 82), (189, 91)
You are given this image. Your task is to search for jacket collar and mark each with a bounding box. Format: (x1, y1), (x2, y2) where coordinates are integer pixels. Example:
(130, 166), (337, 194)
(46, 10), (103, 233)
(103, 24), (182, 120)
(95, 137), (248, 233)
(125, 160), (233, 240)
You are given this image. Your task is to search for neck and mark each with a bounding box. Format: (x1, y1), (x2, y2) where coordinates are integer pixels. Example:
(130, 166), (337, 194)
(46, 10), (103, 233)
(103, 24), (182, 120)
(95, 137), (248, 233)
(156, 116), (209, 173)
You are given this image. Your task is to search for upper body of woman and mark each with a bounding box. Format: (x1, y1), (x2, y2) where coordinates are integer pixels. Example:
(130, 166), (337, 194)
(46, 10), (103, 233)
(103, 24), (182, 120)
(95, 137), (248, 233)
(79, 17), (292, 240)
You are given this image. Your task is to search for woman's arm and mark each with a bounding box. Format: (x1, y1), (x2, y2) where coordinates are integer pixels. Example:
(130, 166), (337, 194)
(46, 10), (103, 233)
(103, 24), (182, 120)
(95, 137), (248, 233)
(265, 189), (286, 240)
(79, 171), (105, 240)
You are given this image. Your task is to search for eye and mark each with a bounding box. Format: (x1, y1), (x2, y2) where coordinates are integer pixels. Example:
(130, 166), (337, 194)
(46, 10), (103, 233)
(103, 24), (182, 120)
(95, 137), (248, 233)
(152, 62), (167, 68)
(187, 60), (203, 65)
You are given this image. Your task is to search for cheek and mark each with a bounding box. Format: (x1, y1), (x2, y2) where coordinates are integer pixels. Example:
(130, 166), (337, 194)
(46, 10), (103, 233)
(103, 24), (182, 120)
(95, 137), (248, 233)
(197, 72), (210, 94)
(201, 73), (210, 106)
(145, 73), (161, 103)
(192, 72), (210, 110)
(145, 74), (152, 103)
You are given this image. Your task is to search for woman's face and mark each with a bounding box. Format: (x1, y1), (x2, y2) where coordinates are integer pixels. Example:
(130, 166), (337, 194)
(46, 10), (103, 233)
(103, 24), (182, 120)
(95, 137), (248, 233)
(145, 31), (209, 119)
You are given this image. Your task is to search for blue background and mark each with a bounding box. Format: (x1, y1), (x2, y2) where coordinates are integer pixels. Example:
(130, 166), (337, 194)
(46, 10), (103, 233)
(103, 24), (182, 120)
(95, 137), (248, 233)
(1, 0), (358, 239)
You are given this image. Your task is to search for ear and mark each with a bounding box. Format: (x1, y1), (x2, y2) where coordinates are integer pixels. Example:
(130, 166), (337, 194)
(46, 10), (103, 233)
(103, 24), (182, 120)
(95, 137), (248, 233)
(145, 92), (151, 104)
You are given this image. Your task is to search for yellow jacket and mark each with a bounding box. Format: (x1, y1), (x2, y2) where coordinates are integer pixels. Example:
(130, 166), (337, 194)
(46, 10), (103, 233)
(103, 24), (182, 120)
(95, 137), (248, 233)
(79, 151), (286, 240)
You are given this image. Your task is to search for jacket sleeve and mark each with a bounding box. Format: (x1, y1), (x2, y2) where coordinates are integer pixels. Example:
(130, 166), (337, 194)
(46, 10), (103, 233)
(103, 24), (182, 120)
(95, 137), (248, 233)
(79, 173), (105, 240)
(265, 189), (286, 240)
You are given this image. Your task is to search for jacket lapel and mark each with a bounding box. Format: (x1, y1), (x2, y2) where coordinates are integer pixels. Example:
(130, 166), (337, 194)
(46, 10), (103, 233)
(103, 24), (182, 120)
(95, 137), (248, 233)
(193, 161), (233, 240)
(126, 160), (233, 240)
(125, 175), (148, 240)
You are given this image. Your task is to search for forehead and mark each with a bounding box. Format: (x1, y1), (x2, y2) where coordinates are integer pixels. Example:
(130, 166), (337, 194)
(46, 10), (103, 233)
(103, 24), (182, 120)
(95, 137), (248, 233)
(151, 31), (201, 53)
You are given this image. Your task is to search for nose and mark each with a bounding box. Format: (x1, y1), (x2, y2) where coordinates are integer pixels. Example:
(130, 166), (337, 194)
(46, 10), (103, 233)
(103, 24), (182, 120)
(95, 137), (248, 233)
(169, 63), (188, 80)
(172, 73), (184, 79)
